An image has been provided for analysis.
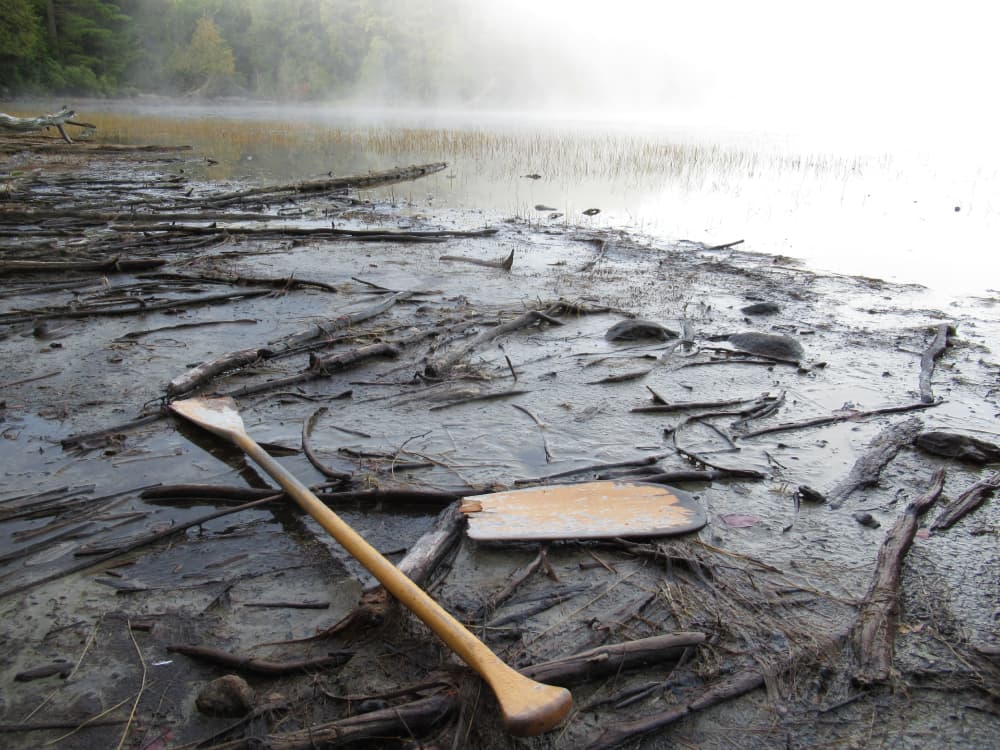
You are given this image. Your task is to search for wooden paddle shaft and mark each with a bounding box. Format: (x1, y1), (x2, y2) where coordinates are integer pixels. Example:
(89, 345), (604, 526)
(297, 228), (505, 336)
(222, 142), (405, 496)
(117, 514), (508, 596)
(234, 433), (571, 736)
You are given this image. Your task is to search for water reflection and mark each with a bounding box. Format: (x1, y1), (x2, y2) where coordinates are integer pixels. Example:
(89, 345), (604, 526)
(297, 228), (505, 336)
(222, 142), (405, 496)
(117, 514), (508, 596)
(73, 101), (1000, 295)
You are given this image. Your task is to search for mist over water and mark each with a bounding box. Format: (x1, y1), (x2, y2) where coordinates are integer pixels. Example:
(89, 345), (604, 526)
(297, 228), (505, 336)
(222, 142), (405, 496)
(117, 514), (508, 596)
(66, 0), (1000, 296)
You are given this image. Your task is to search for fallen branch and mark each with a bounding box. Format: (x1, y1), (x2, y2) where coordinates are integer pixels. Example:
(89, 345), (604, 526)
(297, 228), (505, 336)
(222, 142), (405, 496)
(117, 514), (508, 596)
(521, 631), (706, 687)
(218, 692), (457, 750)
(739, 401), (936, 440)
(853, 468), (946, 684)
(0, 107), (93, 144)
(181, 162), (448, 208)
(828, 416), (923, 509)
(929, 471), (1000, 532)
(166, 645), (352, 676)
(439, 248), (515, 270)
(424, 308), (563, 377)
(918, 323), (955, 403)
(301, 408), (353, 482)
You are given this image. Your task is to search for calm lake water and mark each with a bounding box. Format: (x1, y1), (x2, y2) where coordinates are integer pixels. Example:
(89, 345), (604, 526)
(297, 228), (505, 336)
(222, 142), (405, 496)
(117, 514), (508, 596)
(42, 100), (1000, 296)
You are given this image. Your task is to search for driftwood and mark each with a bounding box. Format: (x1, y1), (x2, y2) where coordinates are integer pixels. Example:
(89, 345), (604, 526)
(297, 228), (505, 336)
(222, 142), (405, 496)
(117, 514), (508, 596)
(0, 288), (273, 326)
(439, 247), (515, 270)
(828, 416), (923, 509)
(0, 257), (165, 275)
(301, 408), (353, 481)
(166, 292), (412, 396)
(918, 323), (955, 403)
(166, 644), (353, 676)
(521, 631), (706, 687)
(183, 162), (448, 208)
(929, 471), (1000, 532)
(225, 692), (458, 750)
(585, 668), (766, 749)
(853, 469), (945, 684)
(0, 494), (281, 601)
(424, 308), (563, 377)
(0, 107), (95, 144)
(306, 502), (466, 642)
(739, 401), (936, 440)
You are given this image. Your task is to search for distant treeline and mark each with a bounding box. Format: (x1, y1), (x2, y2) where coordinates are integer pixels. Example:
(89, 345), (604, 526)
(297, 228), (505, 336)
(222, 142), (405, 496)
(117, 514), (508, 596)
(0, 0), (516, 101)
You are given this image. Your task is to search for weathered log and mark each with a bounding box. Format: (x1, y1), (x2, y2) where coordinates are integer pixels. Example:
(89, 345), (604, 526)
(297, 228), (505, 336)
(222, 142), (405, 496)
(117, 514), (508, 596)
(929, 471), (1000, 532)
(521, 632), (706, 687)
(0, 257), (166, 275)
(828, 416), (923, 509)
(0, 107), (93, 144)
(166, 644), (352, 676)
(918, 323), (955, 403)
(853, 469), (945, 684)
(183, 162), (448, 208)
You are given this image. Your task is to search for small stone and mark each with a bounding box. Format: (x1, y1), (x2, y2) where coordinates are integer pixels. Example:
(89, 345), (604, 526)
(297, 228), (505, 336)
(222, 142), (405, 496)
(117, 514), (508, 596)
(196, 674), (255, 717)
(534, 204), (556, 211)
(605, 319), (679, 342)
(582, 208), (601, 216)
(740, 302), (781, 315)
(727, 332), (804, 361)
(853, 512), (880, 528)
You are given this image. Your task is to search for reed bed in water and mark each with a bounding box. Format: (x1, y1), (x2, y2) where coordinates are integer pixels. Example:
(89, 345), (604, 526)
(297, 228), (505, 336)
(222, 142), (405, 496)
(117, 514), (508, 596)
(82, 110), (869, 188)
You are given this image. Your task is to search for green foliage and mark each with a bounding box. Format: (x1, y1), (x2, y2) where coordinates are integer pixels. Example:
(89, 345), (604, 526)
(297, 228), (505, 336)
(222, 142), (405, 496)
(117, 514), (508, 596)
(0, 0), (44, 91)
(170, 16), (236, 89)
(0, 0), (495, 102)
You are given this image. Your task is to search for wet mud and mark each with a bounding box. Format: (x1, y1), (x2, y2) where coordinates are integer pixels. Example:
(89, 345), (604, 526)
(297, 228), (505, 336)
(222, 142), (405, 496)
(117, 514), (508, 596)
(0, 134), (998, 748)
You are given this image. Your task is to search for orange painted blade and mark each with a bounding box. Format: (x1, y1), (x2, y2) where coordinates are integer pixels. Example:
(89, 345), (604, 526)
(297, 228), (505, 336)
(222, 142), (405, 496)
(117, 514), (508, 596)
(460, 481), (706, 541)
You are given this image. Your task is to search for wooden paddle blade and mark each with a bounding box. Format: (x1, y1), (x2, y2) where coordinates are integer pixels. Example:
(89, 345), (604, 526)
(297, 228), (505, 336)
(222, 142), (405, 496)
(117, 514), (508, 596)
(169, 396), (246, 439)
(460, 481), (706, 541)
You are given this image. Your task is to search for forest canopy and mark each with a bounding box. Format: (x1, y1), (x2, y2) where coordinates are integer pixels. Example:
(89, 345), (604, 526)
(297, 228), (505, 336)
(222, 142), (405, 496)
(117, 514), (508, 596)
(0, 0), (619, 106)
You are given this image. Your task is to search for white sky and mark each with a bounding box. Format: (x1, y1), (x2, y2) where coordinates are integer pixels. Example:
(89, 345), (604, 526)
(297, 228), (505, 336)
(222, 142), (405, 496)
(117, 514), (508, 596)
(486, 0), (1000, 139)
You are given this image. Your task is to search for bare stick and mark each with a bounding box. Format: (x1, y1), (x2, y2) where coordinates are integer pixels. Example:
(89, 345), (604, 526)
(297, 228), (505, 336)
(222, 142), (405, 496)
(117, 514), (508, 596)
(853, 469), (945, 685)
(166, 645), (352, 676)
(739, 401), (936, 440)
(302, 408), (353, 481)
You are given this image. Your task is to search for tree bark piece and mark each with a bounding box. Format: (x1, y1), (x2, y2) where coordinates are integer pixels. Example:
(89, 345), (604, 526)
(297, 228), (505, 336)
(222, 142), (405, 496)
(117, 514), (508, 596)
(828, 416), (923, 509)
(853, 469), (945, 685)
(0, 258), (165, 275)
(929, 471), (1000, 532)
(918, 323), (955, 403)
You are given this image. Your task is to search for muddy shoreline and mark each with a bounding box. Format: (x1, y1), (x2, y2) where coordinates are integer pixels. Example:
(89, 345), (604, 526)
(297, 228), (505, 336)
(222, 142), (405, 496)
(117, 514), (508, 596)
(1, 133), (997, 748)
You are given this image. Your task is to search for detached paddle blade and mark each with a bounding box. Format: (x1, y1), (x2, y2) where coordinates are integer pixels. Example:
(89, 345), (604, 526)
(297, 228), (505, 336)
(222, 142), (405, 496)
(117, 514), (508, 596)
(460, 481), (706, 541)
(169, 396), (246, 440)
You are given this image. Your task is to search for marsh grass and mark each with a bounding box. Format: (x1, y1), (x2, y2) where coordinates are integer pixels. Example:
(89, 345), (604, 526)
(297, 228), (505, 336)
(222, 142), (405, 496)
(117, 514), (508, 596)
(85, 110), (868, 190)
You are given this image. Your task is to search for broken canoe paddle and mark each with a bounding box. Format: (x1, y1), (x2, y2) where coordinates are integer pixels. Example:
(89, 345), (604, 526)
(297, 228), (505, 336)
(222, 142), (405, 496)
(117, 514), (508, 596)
(169, 397), (571, 737)
(460, 481), (706, 541)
